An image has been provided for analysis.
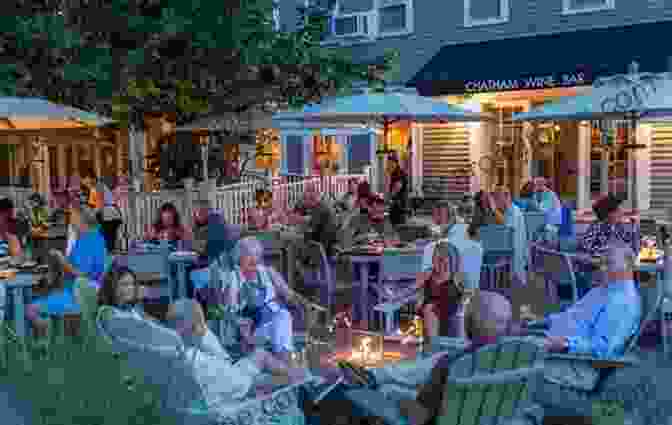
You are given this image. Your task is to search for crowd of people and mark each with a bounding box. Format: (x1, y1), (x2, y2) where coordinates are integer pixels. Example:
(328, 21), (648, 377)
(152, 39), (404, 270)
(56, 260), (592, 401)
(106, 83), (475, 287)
(0, 167), (648, 424)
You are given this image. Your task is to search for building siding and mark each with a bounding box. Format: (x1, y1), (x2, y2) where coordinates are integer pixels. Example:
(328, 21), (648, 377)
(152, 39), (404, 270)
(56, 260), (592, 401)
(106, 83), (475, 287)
(279, 0), (672, 84)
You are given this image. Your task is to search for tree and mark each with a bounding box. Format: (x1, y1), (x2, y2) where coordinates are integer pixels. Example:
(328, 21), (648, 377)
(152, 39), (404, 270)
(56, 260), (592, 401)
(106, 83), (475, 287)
(0, 1), (393, 180)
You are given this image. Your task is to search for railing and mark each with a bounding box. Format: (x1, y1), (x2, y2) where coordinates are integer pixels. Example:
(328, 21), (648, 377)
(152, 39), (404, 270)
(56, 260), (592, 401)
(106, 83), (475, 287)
(117, 174), (367, 243)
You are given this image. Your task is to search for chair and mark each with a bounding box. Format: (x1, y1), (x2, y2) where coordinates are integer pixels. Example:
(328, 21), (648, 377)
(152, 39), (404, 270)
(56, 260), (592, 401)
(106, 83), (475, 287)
(524, 212), (547, 241)
(533, 246), (578, 309)
(96, 305), (320, 425)
(479, 225), (515, 298)
(372, 246), (425, 334)
(344, 338), (546, 425)
(299, 240), (335, 317)
(521, 275), (665, 424)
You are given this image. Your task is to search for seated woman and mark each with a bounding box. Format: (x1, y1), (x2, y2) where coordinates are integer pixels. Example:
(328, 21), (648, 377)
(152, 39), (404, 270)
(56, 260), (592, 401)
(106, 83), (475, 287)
(27, 204), (107, 336)
(418, 240), (512, 342)
(144, 202), (192, 242)
(579, 193), (637, 256)
(0, 197), (23, 258)
(216, 237), (297, 363)
(98, 271), (306, 406)
(247, 189), (287, 230)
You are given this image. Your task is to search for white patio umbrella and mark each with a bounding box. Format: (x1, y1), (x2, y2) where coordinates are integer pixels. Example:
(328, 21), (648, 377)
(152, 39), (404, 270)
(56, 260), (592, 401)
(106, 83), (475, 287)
(272, 88), (488, 125)
(512, 65), (672, 122)
(0, 97), (112, 129)
(512, 63), (672, 213)
(273, 87), (490, 193)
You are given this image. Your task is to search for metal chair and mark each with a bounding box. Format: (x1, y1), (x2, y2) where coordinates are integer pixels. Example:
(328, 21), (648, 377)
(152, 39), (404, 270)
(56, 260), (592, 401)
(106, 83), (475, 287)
(533, 245), (579, 309)
(479, 225), (515, 298)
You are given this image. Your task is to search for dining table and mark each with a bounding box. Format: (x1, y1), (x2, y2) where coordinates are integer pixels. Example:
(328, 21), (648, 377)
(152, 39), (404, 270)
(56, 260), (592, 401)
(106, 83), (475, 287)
(340, 241), (425, 330)
(1, 269), (42, 339)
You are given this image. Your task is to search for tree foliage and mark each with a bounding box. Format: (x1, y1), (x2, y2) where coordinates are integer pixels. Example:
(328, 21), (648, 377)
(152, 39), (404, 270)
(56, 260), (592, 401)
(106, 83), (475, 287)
(0, 0), (393, 130)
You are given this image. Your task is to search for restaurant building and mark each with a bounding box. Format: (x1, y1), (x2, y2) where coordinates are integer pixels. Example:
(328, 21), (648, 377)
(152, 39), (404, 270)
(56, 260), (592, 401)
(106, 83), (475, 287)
(407, 20), (672, 218)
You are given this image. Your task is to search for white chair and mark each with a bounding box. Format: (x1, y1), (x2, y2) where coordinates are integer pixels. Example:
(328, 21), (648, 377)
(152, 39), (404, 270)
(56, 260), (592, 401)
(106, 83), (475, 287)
(96, 306), (319, 425)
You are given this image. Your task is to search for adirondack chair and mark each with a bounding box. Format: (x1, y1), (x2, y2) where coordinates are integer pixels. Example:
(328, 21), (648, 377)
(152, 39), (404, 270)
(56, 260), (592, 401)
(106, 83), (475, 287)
(344, 338), (546, 425)
(96, 305), (322, 425)
(521, 278), (664, 425)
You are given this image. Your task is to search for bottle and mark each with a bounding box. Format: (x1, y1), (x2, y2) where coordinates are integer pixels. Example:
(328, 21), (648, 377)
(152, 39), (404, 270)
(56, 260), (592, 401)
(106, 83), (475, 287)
(661, 297), (672, 358)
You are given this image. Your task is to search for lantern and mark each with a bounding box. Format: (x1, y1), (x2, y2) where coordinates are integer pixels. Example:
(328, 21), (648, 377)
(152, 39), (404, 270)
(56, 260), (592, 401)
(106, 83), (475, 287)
(255, 128), (280, 170)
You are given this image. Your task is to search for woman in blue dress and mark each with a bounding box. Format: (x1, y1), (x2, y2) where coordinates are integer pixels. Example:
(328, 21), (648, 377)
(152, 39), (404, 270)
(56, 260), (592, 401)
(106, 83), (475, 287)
(27, 203), (107, 336)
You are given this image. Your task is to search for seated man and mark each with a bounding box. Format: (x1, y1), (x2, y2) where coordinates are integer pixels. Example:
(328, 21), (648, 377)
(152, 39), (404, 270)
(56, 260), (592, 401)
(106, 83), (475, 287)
(341, 288), (513, 425)
(167, 299), (308, 403)
(341, 193), (400, 251)
(421, 201), (482, 290)
(289, 183), (339, 260)
(102, 296), (307, 409)
(518, 241), (641, 359)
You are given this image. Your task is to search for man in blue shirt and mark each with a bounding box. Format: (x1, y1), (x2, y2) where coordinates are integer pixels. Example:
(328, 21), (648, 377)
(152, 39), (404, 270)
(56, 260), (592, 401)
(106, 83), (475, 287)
(522, 241), (642, 358)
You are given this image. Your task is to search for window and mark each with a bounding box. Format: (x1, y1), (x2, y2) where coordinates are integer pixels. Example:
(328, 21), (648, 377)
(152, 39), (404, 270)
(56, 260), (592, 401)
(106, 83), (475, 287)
(464, 0), (509, 27)
(377, 0), (413, 35)
(562, 0), (615, 14)
(320, 0), (412, 41)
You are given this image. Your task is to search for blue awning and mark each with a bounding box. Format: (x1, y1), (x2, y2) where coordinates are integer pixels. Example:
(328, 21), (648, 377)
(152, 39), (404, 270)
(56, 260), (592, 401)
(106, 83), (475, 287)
(408, 21), (672, 96)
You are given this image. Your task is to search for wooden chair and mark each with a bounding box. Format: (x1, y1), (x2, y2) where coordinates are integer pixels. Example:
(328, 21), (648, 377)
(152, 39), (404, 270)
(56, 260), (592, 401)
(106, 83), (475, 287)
(345, 338), (546, 425)
(96, 305), (322, 425)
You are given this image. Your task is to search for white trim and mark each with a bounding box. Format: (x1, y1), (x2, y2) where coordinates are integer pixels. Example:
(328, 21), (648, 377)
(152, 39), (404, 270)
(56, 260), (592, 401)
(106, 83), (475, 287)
(464, 0), (509, 27)
(562, 0), (615, 15)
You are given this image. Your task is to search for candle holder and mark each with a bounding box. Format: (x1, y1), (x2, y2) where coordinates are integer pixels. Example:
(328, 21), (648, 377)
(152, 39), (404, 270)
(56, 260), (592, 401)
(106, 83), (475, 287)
(349, 330), (384, 367)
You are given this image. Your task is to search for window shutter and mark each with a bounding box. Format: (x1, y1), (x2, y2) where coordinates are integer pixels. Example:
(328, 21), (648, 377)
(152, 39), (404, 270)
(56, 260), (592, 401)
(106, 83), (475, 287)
(348, 134), (373, 174)
(286, 135), (305, 175)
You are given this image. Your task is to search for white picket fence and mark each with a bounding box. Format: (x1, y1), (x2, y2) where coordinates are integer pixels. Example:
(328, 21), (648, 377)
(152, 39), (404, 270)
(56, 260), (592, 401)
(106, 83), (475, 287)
(116, 174), (367, 243)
